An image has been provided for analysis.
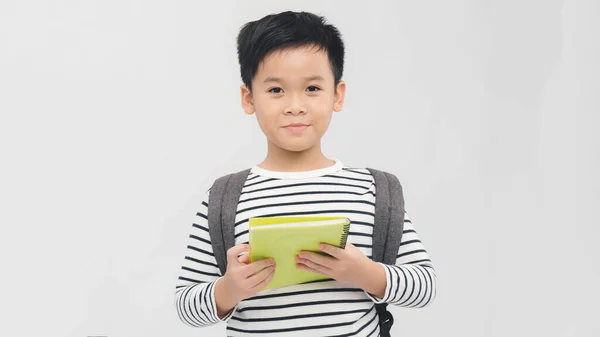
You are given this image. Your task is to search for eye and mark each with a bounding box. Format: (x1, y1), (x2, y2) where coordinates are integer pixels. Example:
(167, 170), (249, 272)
(268, 87), (283, 94)
(306, 86), (321, 92)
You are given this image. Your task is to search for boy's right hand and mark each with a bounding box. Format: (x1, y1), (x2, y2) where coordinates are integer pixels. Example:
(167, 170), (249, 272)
(216, 244), (275, 314)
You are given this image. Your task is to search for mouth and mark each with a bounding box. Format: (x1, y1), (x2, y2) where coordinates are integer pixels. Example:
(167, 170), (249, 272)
(283, 124), (310, 132)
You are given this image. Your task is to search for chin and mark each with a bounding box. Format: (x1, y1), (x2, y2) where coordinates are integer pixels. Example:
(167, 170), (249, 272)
(277, 140), (317, 153)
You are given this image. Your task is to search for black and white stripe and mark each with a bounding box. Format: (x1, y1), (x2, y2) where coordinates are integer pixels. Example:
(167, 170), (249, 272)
(175, 163), (436, 336)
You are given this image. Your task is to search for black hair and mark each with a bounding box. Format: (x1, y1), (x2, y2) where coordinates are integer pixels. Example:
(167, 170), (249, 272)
(236, 11), (345, 92)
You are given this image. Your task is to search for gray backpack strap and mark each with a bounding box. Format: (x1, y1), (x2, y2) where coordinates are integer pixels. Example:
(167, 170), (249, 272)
(207, 169), (251, 276)
(367, 168), (405, 337)
(367, 168), (405, 265)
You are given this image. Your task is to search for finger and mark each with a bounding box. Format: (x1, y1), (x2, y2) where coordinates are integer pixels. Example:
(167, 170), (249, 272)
(296, 263), (316, 273)
(319, 243), (344, 258)
(296, 262), (329, 277)
(242, 258), (275, 277)
(226, 244), (250, 266)
(298, 251), (335, 268)
(252, 266), (276, 290)
(247, 265), (275, 288)
(296, 257), (331, 275)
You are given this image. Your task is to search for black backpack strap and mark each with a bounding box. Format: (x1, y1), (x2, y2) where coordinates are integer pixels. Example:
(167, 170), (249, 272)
(366, 168), (405, 337)
(207, 169), (251, 276)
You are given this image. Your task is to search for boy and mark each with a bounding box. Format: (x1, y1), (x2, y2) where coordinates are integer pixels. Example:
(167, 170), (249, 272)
(175, 11), (436, 336)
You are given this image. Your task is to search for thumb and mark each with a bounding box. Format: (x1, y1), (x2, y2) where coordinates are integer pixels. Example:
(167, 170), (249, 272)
(238, 253), (250, 264)
(227, 244), (250, 266)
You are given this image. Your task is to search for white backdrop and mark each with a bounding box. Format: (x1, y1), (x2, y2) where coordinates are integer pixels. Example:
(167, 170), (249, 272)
(1, 1), (598, 336)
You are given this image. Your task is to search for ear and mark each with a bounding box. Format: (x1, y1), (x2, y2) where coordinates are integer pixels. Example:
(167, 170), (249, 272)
(333, 80), (346, 112)
(240, 85), (254, 115)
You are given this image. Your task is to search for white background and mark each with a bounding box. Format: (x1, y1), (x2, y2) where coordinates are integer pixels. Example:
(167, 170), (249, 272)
(1, 0), (598, 336)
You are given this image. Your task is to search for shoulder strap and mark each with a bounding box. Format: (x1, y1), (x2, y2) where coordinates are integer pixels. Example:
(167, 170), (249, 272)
(366, 168), (405, 337)
(366, 168), (405, 265)
(207, 169), (251, 276)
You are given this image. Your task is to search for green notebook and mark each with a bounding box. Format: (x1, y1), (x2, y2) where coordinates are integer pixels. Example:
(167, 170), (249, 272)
(249, 216), (351, 290)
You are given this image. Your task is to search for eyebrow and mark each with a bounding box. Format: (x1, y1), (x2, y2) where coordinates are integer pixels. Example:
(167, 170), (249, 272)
(263, 75), (325, 83)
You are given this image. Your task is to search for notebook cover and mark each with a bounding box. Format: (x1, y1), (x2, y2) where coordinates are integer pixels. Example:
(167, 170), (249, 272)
(249, 216), (351, 290)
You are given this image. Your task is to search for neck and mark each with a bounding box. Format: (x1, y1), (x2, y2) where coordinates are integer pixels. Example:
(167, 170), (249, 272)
(258, 140), (334, 172)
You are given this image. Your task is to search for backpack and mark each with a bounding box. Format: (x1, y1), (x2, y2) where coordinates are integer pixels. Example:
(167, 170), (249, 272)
(207, 167), (405, 337)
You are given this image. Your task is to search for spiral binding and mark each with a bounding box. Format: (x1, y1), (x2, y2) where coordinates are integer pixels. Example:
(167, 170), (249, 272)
(339, 218), (350, 248)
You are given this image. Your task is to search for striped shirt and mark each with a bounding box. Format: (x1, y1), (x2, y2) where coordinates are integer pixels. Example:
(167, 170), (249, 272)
(174, 159), (437, 336)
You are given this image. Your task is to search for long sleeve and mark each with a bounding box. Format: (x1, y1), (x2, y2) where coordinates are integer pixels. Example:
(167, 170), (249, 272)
(367, 212), (437, 308)
(174, 191), (234, 327)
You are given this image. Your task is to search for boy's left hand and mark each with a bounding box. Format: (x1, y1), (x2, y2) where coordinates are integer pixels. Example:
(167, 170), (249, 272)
(295, 242), (379, 287)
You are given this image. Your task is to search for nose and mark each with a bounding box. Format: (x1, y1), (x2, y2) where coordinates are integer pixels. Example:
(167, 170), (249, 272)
(284, 95), (307, 115)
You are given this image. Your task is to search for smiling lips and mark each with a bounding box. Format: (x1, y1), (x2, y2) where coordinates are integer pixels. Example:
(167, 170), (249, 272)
(283, 123), (310, 132)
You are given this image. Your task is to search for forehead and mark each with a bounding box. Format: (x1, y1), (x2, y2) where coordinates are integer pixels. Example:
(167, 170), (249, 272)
(255, 45), (333, 81)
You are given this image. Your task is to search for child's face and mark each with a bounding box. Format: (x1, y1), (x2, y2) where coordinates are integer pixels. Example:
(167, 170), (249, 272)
(241, 45), (346, 153)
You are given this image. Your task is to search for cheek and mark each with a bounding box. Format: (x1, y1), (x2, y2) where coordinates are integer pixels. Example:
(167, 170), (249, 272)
(253, 104), (282, 133)
(313, 114), (333, 136)
(309, 99), (334, 126)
